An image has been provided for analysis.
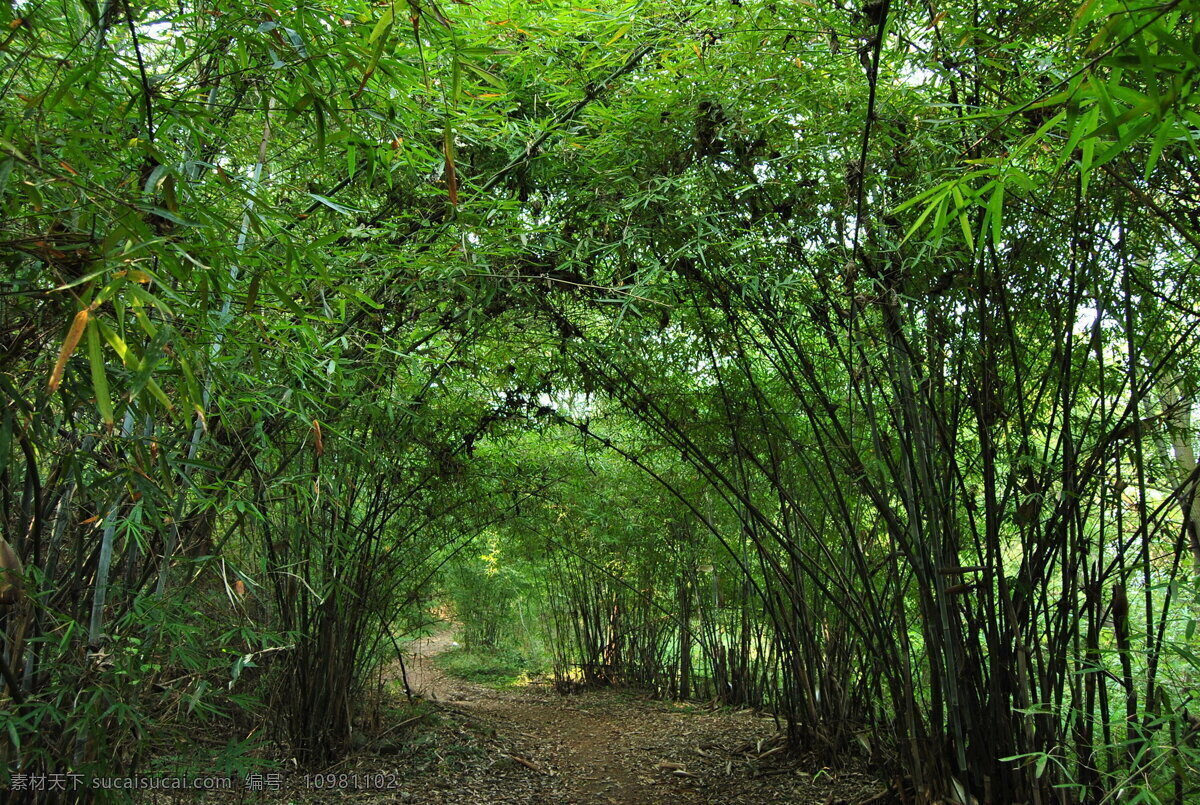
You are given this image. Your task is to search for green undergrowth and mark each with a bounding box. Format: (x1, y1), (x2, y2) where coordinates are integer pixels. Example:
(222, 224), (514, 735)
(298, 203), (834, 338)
(435, 646), (547, 689)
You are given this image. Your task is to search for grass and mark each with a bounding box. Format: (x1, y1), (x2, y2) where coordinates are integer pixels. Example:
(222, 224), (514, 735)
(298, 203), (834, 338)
(435, 646), (546, 689)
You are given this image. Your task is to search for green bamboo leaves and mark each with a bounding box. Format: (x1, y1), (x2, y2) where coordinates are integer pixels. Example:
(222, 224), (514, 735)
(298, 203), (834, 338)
(86, 318), (113, 431)
(894, 1), (1197, 249)
(47, 285), (201, 432)
(891, 168), (1016, 252)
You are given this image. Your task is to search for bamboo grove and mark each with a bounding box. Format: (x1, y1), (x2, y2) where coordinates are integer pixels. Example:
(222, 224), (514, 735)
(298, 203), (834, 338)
(1, 0), (1199, 802)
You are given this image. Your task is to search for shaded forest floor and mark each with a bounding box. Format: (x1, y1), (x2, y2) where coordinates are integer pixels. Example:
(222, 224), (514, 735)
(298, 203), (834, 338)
(266, 628), (884, 804)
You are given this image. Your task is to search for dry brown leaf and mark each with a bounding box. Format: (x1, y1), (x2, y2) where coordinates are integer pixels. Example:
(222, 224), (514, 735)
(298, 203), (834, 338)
(48, 308), (88, 392)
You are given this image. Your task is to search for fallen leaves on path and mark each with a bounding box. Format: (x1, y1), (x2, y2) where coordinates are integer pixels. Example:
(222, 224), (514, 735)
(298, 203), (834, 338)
(263, 631), (885, 804)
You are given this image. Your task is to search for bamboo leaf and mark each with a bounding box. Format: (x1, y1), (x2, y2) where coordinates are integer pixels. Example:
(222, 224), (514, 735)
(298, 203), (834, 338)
(177, 352), (203, 415)
(246, 274), (261, 312)
(97, 320), (134, 367)
(444, 126), (458, 208)
(988, 181), (1004, 246)
(128, 326), (171, 403)
(135, 204), (198, 227)
(356, 30), (390, 96)
(1011, 109), (1066, 160)
(307, 193), (361, 216)
(460, 59), (507, 91)
(606, 24), (631, 46)
(49, 309), (89, 393)
(951, 186), (975, 251)
(144, 377), (175, 413)
(86, 319), (114, 430)
(370, 7), (395, 42)
(890, 179), (958, 215)
(901, 187), (952, 245)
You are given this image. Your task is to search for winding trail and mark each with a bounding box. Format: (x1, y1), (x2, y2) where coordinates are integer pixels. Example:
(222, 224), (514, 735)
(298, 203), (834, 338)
(389, 629), (881, 805)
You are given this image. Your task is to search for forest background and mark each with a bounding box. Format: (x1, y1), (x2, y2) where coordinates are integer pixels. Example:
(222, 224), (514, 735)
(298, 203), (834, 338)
(2, 0), (1199, 802)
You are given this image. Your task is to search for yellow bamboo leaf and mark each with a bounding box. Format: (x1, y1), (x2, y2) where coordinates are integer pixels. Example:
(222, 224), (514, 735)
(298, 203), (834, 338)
(48, 309), (88, 392)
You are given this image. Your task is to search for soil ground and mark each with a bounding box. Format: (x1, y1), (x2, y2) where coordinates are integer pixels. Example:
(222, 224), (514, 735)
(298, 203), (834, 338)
(264, 627), (888, 804)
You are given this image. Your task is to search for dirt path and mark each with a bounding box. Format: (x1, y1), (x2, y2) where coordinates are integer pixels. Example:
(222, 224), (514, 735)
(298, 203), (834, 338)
(382, 629), (882, 805)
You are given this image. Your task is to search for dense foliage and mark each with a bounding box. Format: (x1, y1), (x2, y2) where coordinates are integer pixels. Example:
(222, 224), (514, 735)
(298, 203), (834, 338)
(2, 0), (1199, 801)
